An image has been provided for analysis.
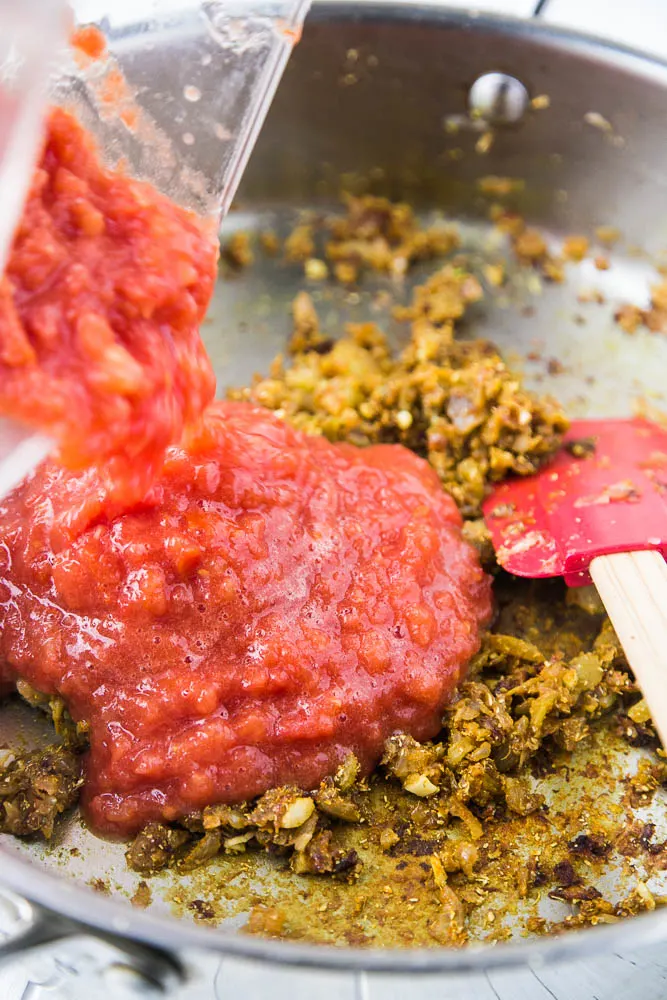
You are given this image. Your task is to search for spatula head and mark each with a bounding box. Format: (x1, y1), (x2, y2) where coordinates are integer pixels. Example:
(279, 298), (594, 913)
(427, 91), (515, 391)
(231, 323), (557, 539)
(483, 418), (667, 587)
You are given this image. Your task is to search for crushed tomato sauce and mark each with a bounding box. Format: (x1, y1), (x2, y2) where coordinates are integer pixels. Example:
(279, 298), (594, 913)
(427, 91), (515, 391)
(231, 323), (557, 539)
(0, 107), (217, 502)
(0, 402), (491, 834)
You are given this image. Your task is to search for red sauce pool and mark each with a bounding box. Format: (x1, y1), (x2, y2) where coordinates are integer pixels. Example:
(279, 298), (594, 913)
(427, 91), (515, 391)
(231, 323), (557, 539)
(0, 108), (217, 501)
(0, 402), (492, 834)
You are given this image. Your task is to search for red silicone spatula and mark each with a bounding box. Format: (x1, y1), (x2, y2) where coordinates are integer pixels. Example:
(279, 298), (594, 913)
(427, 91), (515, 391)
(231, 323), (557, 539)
(483, 417), (667, 744)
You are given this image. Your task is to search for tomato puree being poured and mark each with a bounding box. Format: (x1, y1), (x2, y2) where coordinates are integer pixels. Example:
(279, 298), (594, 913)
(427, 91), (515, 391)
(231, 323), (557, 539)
(0, 104), (492, 837)
(0, 403), (492, 834)
(0, 107), (217, 501)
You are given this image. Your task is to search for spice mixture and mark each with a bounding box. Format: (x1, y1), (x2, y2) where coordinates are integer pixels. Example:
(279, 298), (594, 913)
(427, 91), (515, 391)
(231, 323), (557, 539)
(1, 191), (665, 948)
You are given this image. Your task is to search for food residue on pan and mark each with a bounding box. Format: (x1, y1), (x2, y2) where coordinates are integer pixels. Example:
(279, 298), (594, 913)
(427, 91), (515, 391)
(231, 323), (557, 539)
(615, 276), (667, 336)
(1, 135), (667, 951)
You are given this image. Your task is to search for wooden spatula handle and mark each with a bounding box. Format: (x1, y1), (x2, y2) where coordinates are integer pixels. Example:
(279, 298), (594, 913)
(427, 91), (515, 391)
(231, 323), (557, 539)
(590, 550), (667, 747)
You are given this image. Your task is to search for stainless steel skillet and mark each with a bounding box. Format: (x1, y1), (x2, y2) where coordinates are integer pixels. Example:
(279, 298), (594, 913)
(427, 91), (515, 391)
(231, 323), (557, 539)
(3, 4), (667, 997)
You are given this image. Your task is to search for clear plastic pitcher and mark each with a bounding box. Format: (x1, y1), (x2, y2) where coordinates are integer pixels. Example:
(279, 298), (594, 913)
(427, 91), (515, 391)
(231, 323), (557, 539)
(0, 0), (310, 493)
(57, 0), (311, 220)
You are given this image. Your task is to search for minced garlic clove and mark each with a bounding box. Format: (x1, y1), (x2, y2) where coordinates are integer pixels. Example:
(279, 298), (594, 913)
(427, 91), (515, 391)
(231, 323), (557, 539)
(403, 773), (439, 797)
(280, 796), (316, 829)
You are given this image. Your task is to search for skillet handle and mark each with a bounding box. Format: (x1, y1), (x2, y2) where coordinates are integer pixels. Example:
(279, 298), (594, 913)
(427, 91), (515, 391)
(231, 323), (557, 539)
(0, 887), (185, 995)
